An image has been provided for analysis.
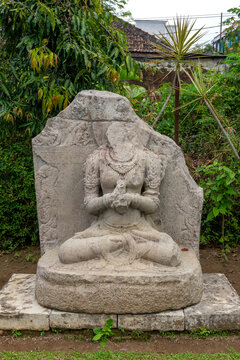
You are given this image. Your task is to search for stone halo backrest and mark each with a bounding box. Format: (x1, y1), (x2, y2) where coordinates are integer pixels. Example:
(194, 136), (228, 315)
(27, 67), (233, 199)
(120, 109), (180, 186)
(32, 90), (203, 256)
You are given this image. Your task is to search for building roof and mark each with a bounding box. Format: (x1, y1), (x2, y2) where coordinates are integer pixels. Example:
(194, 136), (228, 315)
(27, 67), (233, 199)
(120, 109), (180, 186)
(113, 19), (160, 54)
(113, 19), (226, 62)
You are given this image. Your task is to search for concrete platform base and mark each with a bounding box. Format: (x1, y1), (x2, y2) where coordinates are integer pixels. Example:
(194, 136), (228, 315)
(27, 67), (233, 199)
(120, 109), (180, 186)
(0, 273), (240, 331)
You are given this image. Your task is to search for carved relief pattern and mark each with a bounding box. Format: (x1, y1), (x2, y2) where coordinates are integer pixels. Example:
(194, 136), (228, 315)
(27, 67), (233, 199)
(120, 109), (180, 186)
(144, 153), (163, 189)
(84, 151), (100, 190)
(33, 119), (93, 147)
(36, 165), (59, 251)
(69, 122), (92, 146)
(33, 124), (62, 146)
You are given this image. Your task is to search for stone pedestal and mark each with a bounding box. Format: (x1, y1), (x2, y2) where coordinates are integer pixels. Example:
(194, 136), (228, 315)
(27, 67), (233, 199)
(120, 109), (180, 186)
(35, 248), (203, 314)
(1, 273), (240, 331)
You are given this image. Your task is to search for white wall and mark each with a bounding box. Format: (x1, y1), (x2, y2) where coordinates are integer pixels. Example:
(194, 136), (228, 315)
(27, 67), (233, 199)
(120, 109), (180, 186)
(134, 19), (167, 36)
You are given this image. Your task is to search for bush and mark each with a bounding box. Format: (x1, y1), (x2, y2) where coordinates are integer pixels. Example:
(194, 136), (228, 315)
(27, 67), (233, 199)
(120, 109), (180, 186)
(197, 160), (240, 250)
(0, 138), (38, 251)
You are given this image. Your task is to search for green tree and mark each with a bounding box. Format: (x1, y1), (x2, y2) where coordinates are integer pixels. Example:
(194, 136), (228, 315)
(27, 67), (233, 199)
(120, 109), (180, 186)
(224, 6), (240, 52)
(0, 0), (135, 139)
(102, 0), (131, 19)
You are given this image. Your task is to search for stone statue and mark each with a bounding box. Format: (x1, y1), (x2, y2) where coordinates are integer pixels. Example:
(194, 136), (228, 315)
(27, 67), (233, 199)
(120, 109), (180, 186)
(33, 90), (203, 314)
(59, 122), (181, 267)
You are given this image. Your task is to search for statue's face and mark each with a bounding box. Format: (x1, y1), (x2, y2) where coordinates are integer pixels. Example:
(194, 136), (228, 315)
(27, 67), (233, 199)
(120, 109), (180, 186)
(106, 122), (137, 147)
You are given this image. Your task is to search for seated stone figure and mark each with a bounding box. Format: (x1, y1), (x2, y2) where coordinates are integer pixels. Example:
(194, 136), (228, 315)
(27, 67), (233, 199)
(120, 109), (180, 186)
(34, 91), (203, 314)
(59, 121), (181, 267)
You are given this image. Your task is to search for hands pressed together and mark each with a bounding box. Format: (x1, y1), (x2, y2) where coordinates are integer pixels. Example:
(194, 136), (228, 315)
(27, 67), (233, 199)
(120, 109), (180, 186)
(103, 191), (140, 214)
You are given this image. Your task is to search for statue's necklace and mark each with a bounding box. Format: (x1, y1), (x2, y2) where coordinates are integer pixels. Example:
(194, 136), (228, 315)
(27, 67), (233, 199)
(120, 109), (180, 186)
(105, 147), (138, 175)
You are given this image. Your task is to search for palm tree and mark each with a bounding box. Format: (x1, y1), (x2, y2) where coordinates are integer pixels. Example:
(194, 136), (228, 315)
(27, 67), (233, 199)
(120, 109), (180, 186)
(151, 16), (206, 144)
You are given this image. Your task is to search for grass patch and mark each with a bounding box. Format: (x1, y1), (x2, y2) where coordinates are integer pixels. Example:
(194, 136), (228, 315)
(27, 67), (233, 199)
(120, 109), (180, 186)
(0, 351), (240, 360)
(158, 329), (238, 338)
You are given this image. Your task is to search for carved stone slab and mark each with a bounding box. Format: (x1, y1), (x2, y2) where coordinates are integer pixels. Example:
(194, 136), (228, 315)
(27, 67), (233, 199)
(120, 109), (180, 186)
(32, 90), (203, 255)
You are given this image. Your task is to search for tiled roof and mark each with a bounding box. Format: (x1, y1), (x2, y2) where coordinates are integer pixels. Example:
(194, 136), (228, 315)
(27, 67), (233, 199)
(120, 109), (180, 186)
(113, 19), (160, 53)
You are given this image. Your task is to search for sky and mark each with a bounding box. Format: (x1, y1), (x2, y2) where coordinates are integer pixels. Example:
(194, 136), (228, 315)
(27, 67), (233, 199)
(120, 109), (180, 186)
(125, 0), (240, 43)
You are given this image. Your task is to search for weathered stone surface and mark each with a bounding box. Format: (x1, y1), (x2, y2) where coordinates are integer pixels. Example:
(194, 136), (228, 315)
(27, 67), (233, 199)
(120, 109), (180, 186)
(150, 134), (203, 256)
(57, 90), (138, 122)
(32, 90), (203, 257)
(33, 90), (204, 315)
(56, 121), (182, 268)
(118, 311), (184, 331)
(36, 248), (203, 314)
(0, 274), (50, 330)
(184, 274), (240, 330)
(50, 311), (117, 329)
(1, 273), (240, 331)
(32, 122), (96, 254)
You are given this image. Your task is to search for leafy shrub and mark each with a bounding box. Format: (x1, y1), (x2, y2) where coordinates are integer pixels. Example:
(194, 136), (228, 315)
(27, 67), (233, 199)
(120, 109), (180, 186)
(0, 138), (38, 251)
(197, 160), (240, 250)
